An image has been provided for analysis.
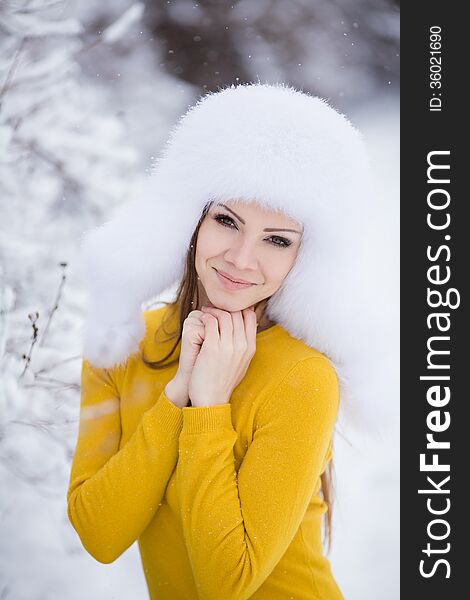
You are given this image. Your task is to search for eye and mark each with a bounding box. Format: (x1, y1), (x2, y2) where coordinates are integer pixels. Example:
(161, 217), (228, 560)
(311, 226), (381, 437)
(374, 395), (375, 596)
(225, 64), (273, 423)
(271, 235), (292, 248)
(213, 213), (293, 248)
(213, 213), (238, 229)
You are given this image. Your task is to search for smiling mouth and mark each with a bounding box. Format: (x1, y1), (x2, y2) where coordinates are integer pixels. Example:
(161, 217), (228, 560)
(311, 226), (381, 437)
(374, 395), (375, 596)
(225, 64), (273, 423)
(213, 268), (257, 288)
(215, 269), (254, 284)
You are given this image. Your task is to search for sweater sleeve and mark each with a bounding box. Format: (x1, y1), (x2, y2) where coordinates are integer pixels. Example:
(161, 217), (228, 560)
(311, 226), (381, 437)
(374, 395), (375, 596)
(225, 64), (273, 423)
(67, 358), (183, 564)
(176, 356), (339, 600)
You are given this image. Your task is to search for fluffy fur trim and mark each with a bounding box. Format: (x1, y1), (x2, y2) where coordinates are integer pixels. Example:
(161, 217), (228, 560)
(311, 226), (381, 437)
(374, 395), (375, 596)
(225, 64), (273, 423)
(79, 83), (395, 441)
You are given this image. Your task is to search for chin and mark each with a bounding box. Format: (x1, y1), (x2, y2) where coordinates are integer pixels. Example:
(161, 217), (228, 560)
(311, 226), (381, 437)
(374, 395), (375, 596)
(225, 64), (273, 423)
(205, 288), (254, 312)
(207, 296), (242, 312)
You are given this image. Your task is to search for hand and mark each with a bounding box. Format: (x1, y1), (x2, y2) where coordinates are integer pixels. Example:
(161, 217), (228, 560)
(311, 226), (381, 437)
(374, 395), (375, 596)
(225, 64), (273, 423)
(188, 306), (258, 407)
(178, 309), (207, 380)
(165, 310), (206, 408)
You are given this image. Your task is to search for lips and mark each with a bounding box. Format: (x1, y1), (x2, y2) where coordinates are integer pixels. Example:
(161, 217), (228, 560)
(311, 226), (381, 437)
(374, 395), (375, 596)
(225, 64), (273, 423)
(213, 268), (256, 290)
(215, 269), (254, 285)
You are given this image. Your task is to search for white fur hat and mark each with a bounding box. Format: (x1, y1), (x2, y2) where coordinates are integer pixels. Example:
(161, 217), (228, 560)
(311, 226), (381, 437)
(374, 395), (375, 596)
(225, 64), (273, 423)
(79, 82), (395, 441)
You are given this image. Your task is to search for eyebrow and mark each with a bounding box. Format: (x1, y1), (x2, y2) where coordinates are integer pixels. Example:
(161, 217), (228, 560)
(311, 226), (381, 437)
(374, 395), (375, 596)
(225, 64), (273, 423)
(216, 203), (303, 235)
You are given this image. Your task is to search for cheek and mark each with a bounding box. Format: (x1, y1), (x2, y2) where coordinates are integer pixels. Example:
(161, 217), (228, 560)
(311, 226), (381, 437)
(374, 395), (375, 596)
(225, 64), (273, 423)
(264, 256), (294, 286)
(195, 224), (213, 262)
(262, 250), (297, 286)
(195, 221), (226, 264)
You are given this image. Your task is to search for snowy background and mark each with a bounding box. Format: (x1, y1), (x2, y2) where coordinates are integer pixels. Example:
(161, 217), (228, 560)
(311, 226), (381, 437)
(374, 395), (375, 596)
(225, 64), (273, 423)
(0, 1), (399, 598)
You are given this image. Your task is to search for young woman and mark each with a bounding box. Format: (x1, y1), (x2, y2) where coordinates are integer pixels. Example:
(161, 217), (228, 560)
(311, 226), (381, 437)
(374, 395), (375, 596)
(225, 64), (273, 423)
(68, 83), (383, 599)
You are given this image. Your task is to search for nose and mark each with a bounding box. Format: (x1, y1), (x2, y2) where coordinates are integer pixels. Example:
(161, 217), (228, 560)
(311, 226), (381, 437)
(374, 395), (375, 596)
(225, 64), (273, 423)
(223, 237), (259, 272)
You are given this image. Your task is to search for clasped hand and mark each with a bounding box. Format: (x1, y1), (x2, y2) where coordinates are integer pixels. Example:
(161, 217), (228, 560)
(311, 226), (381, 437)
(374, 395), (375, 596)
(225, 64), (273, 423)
(189, 306), (258, 407)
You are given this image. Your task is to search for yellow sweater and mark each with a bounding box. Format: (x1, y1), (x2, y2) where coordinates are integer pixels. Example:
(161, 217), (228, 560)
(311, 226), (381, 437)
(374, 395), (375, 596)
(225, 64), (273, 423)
(67, 305), (344, 600)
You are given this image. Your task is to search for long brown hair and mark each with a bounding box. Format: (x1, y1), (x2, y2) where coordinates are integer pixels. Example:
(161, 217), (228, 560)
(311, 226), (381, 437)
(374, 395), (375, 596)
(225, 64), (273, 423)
(141, 200), (336, 553)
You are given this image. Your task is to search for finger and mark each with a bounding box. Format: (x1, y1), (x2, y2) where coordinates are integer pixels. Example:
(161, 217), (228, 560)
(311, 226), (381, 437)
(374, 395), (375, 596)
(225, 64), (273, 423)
(187, 310), (204, 324)
(201, 313), (220, 345)
(184, 311), (205, 334)
(231, 310), (247, 354)
(200, 306), (233, 345)
(242, 308), (257, 355)
(191, 321), (206, 344)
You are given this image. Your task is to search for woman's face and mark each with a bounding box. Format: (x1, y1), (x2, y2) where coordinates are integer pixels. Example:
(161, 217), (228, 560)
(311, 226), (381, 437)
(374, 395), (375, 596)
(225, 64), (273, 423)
(195, 199), (303, 311)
